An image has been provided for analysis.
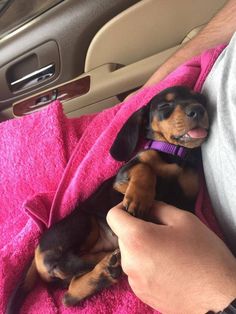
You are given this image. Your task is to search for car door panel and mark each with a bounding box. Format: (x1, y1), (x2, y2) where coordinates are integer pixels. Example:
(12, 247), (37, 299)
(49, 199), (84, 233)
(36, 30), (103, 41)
(0, 0), (140, 116)
(0, 0), (227, 119)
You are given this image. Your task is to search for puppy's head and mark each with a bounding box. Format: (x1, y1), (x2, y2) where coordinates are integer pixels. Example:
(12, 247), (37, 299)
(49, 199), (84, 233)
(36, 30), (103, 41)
(148, 86), (209, 148)
(110, 86), (209, 161)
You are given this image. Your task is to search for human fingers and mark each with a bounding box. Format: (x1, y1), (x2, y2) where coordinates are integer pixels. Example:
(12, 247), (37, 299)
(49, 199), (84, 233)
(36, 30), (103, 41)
(150, 201), (195, 226)
(106, 204), (143, 240)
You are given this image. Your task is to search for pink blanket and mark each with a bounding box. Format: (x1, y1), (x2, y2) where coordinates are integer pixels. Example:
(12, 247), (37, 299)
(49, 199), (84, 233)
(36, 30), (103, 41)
(1, 45), (225, 314)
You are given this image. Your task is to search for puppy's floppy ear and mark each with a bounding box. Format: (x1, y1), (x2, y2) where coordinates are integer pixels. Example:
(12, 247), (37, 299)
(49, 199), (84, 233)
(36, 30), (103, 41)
(110, 104), (150, 161)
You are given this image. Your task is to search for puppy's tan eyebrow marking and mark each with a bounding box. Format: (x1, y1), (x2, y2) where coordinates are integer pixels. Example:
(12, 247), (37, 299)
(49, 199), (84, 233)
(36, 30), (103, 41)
(165, 93), (175, 101)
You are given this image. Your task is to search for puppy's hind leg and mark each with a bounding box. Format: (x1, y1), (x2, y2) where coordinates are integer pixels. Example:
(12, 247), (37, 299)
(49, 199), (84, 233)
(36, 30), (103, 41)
(63, 249), (122, 306)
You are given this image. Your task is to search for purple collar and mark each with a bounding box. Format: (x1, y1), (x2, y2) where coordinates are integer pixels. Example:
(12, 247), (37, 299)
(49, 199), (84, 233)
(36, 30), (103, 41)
(144, 140), (189, 159)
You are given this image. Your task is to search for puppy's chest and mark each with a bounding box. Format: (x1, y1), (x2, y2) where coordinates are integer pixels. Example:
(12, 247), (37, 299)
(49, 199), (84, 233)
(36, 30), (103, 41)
(140, 150), (200, 209)
(155, 168), (199, 210)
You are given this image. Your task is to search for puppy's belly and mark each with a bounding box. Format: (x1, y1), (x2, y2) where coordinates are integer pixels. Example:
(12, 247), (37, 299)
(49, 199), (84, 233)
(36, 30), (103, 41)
(90, 220), (118, 253)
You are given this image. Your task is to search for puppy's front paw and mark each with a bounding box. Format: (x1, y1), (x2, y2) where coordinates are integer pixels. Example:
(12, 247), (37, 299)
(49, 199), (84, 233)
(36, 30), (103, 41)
(123, 184), (155, 218)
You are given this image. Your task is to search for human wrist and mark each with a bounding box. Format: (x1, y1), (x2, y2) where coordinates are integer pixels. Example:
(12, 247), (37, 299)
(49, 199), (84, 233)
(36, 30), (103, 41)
(203, 278), (236, 314)
(187, 252), (236, 314)
(206, 298), (236, 314)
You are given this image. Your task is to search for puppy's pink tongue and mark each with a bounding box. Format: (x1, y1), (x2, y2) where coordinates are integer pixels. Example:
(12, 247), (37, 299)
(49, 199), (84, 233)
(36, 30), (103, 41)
(187, 128), (208, 139)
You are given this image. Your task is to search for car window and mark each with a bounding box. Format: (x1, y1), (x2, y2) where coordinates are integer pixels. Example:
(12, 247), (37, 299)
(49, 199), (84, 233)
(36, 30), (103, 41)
(0, 0), (64, 40)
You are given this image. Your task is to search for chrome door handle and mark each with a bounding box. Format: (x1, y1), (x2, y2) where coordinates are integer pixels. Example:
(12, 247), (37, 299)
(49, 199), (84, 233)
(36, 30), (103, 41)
(10, 64), (55, 91)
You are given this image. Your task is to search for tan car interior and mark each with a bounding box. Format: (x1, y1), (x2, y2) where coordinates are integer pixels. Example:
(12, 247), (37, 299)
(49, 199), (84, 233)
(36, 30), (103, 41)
(0, 0), (227, 120)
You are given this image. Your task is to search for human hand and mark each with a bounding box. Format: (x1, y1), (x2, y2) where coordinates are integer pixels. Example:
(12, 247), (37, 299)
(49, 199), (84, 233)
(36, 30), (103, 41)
(106, 202), (236, 314)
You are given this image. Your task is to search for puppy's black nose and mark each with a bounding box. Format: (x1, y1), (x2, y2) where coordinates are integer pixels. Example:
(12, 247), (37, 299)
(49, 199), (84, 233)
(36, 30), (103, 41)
(185, 104), (205, 120)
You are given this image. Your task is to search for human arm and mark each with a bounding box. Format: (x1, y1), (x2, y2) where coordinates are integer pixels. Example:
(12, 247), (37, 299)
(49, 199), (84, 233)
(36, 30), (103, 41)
(107, 202), (236, 314)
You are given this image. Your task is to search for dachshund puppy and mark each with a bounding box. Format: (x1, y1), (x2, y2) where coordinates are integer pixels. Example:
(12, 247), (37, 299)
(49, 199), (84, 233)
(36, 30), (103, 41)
(7, 86), (209, 313)
(111, 85), (209, 216)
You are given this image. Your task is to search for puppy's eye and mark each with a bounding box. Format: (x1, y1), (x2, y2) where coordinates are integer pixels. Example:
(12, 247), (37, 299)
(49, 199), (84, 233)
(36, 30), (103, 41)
(158, 103), (171, 110)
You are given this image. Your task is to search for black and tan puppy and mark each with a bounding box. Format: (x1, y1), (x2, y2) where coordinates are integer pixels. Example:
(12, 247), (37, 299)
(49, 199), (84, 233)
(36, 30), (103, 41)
(7, 86), (209, 313)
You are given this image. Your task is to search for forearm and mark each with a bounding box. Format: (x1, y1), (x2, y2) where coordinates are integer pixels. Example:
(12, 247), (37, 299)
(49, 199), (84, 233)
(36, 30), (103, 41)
(144, 0), (236, 87)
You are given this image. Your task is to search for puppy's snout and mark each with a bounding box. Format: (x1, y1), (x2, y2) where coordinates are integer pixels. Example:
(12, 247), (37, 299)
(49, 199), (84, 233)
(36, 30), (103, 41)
(185, 104), (205, 120)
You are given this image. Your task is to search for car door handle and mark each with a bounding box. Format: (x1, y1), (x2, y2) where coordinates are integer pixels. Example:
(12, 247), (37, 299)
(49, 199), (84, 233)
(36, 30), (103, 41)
(10, 63), (55, 91)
